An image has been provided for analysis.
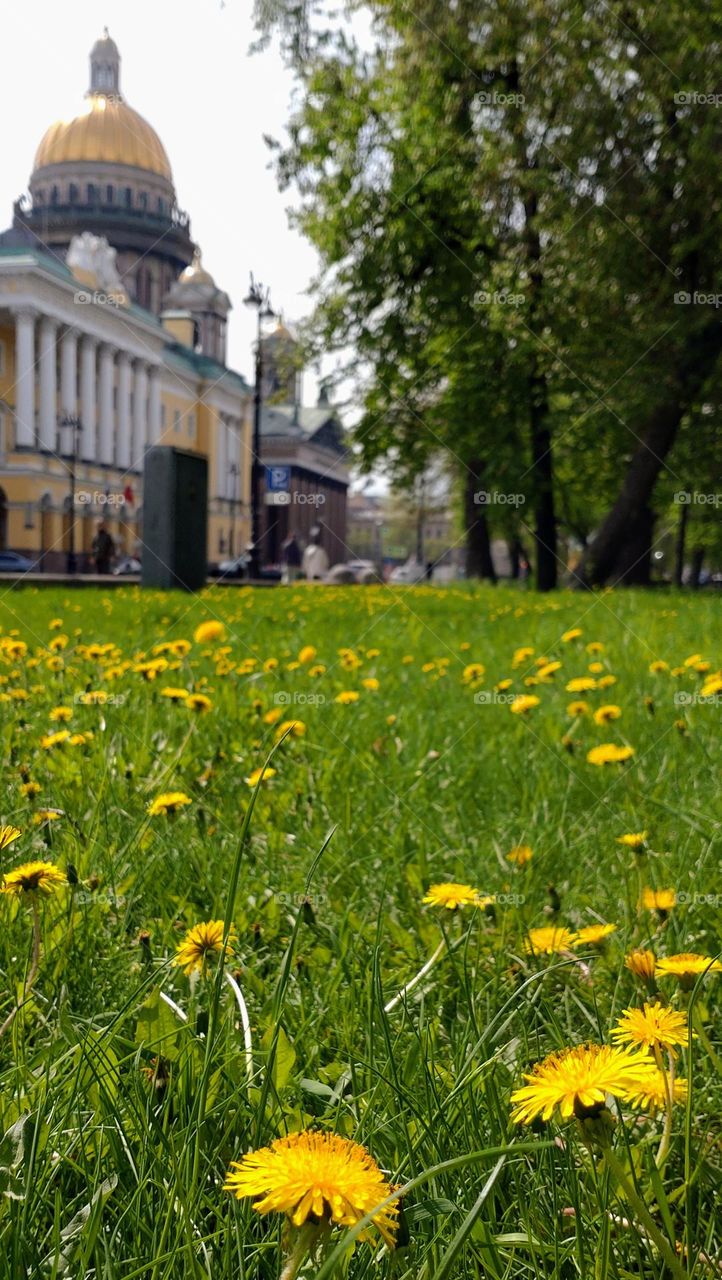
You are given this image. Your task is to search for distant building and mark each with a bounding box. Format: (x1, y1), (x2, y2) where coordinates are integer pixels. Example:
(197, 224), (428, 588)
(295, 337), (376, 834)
(257, 327), (349, 568)
(0, 31), (251, 568)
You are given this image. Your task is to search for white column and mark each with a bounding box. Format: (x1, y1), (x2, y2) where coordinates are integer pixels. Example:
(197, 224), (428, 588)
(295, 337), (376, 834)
(132, 361), (148, 469)
(98, 344), (115, 465)
(148, 367), (162, 444)
(217, 414), (227, 497)
(117, 352), (132, 470)
(80, 335), (97, 460)
(14, 310), (36, 449)
(38, 317), (58, 452)
(60, 327), (78, 417)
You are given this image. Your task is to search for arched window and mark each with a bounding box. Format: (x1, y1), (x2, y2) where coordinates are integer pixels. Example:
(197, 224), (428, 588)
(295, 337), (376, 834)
(86, 183), (98, 204)
(124, 187), (133, 207)
(138, 192), (148, 210)
(69, 184), (79, 203)
(50, 186), (59, 205)
(106, 184), (114, 204)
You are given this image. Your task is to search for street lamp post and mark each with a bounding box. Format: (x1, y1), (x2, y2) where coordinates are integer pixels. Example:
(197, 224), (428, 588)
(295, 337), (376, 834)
(229, 462), (239, 557)
(60, 415), (82, 574)
(243, 275), (275, 581)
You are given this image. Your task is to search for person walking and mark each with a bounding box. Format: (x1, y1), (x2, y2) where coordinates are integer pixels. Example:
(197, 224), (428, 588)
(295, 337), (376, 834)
(92, 521), (115, 575)
(281, 532), (302, 584)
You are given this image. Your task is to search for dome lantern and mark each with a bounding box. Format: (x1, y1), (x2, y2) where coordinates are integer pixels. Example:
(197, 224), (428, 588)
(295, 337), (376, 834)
(89, 28), (121, 97)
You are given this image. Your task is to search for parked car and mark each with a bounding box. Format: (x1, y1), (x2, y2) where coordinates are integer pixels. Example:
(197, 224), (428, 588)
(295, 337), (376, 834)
(0, 550), (38, 573)
(112, 556), (141, 576)
(217, 552), (250, 578)
(346, 559), (380, 582)
(388, 558), (427, 584)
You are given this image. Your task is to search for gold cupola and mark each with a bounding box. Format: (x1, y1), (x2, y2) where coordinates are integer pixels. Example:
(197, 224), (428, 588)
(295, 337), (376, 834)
(32, 30), (172, 182)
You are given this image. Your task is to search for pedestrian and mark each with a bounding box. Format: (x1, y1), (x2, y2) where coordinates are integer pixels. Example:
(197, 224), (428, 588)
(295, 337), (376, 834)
(92, 520), (115, 575)
(281, 532), (302, 584)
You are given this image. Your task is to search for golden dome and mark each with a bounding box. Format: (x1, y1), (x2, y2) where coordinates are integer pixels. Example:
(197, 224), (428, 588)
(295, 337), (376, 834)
(33, 94), (173, 182)
(178, 249), (215, 286)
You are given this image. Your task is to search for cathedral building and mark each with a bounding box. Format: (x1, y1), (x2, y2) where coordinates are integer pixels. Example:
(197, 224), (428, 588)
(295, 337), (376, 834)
(0, 31), (250, 570)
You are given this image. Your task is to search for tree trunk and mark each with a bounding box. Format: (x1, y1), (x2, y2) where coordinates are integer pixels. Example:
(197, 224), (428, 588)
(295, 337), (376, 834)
(673, 500), (688, 587)
(690, 546), (704, 588)
(577, 325), (722, 588)
(464, 463), (497, 582)
(530, 384), (557, 591)
(508, 539), (520, 580)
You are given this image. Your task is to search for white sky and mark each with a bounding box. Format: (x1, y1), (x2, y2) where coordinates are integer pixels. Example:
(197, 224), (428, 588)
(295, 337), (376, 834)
(0, 0), (324, 393)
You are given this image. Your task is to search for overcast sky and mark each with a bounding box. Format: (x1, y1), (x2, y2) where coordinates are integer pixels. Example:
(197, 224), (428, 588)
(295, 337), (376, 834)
(0, 0), (325, 393)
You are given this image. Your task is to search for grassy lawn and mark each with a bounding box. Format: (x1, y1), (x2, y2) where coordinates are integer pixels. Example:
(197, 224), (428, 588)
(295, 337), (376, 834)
(0, 582), (720, 1278)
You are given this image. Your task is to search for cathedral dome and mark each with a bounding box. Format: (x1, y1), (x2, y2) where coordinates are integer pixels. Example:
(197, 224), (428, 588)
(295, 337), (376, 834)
(33, 95), (173, 181)
(31, 29), (172, 183)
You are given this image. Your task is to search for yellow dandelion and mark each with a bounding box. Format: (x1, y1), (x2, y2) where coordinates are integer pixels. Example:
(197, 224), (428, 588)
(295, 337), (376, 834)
(617, 831), (648, 850)
(561, 629), (583, 643)
(655, 953), (722, 989)
(625, 1070), (688, 1113)
(194, 620), (226, 644)
(186, 693), (213, 713)
(49, 706), (73, 723)
(625, 949), (657, 981)
(40, 730), (70, 750)
(160, 687), (189, 703)
(362, 677), (380, 691)
(512, 647), (534, 668)
(566, 677), (597, 693)
(586, 642), (604, 654)
(510, 694), (540, 715)
(574, 923), (617, 946)
(524, 926), (577, 955)
(298, 645), (317, 664)
(597, 674), (617, 689)
(511, 1043), (653, 1124)
(245, 766), (277, 788)
(147, 791), (192, 817)
(274, 719), (306, 741)
(423, 882), (480, 910)
(586, 743), (634, 765)
(0, 825), (22, 852)
(507, 844), (533, 866)
(593, 704), (622, 725)
(649, 660), (669, 674)
(567, 700), (589, 717)
(20, 781), (41, 798)
(224, 1130), (398, 1246)
(175, 919), (237, 976)
(1, 860), (66, 897)
(641, 887), (675, 913)
(612, 1001), (689, 1055)
(32, 809), (62, 826)
(335, 690), (360, 705)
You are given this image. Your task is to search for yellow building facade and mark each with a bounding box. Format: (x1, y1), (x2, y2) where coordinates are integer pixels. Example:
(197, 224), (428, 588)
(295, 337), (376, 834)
(0, 31), (251, 571)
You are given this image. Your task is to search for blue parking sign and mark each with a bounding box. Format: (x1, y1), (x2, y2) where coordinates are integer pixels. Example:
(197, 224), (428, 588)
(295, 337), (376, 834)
(266, 466), (291, 492)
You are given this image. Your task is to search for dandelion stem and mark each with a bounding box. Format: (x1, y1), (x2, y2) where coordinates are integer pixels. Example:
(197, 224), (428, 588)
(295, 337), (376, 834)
(654, 1045), (675, 1169)
(692, 1011), (722, 1074)
(603, 1147), (689, 1280)
(0, 898), (42, 1041)
(384, 937), (447, 1013)
(225, 968), (254, 1084)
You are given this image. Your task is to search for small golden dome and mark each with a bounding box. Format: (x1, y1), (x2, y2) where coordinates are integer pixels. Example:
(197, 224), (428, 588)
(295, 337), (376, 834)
(178, 248), (215, 286)
(33, 94), (172, 181)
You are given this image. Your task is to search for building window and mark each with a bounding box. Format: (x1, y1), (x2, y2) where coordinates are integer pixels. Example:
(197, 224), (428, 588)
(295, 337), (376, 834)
(87, 183), (98, 204)
(106, 184), (114, 204)
(69, 184), (79, 202)
(188, 412), (196, 439)
(124, 187), (133, 207)
(173, 410), (181, 434)
(139, 192), (148, 210)
(51, 186), (59, 205)
(157, 197), (165, 214)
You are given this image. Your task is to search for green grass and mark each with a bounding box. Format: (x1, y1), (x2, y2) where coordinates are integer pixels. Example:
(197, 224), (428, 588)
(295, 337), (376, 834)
(0, 581), (719, 1279)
